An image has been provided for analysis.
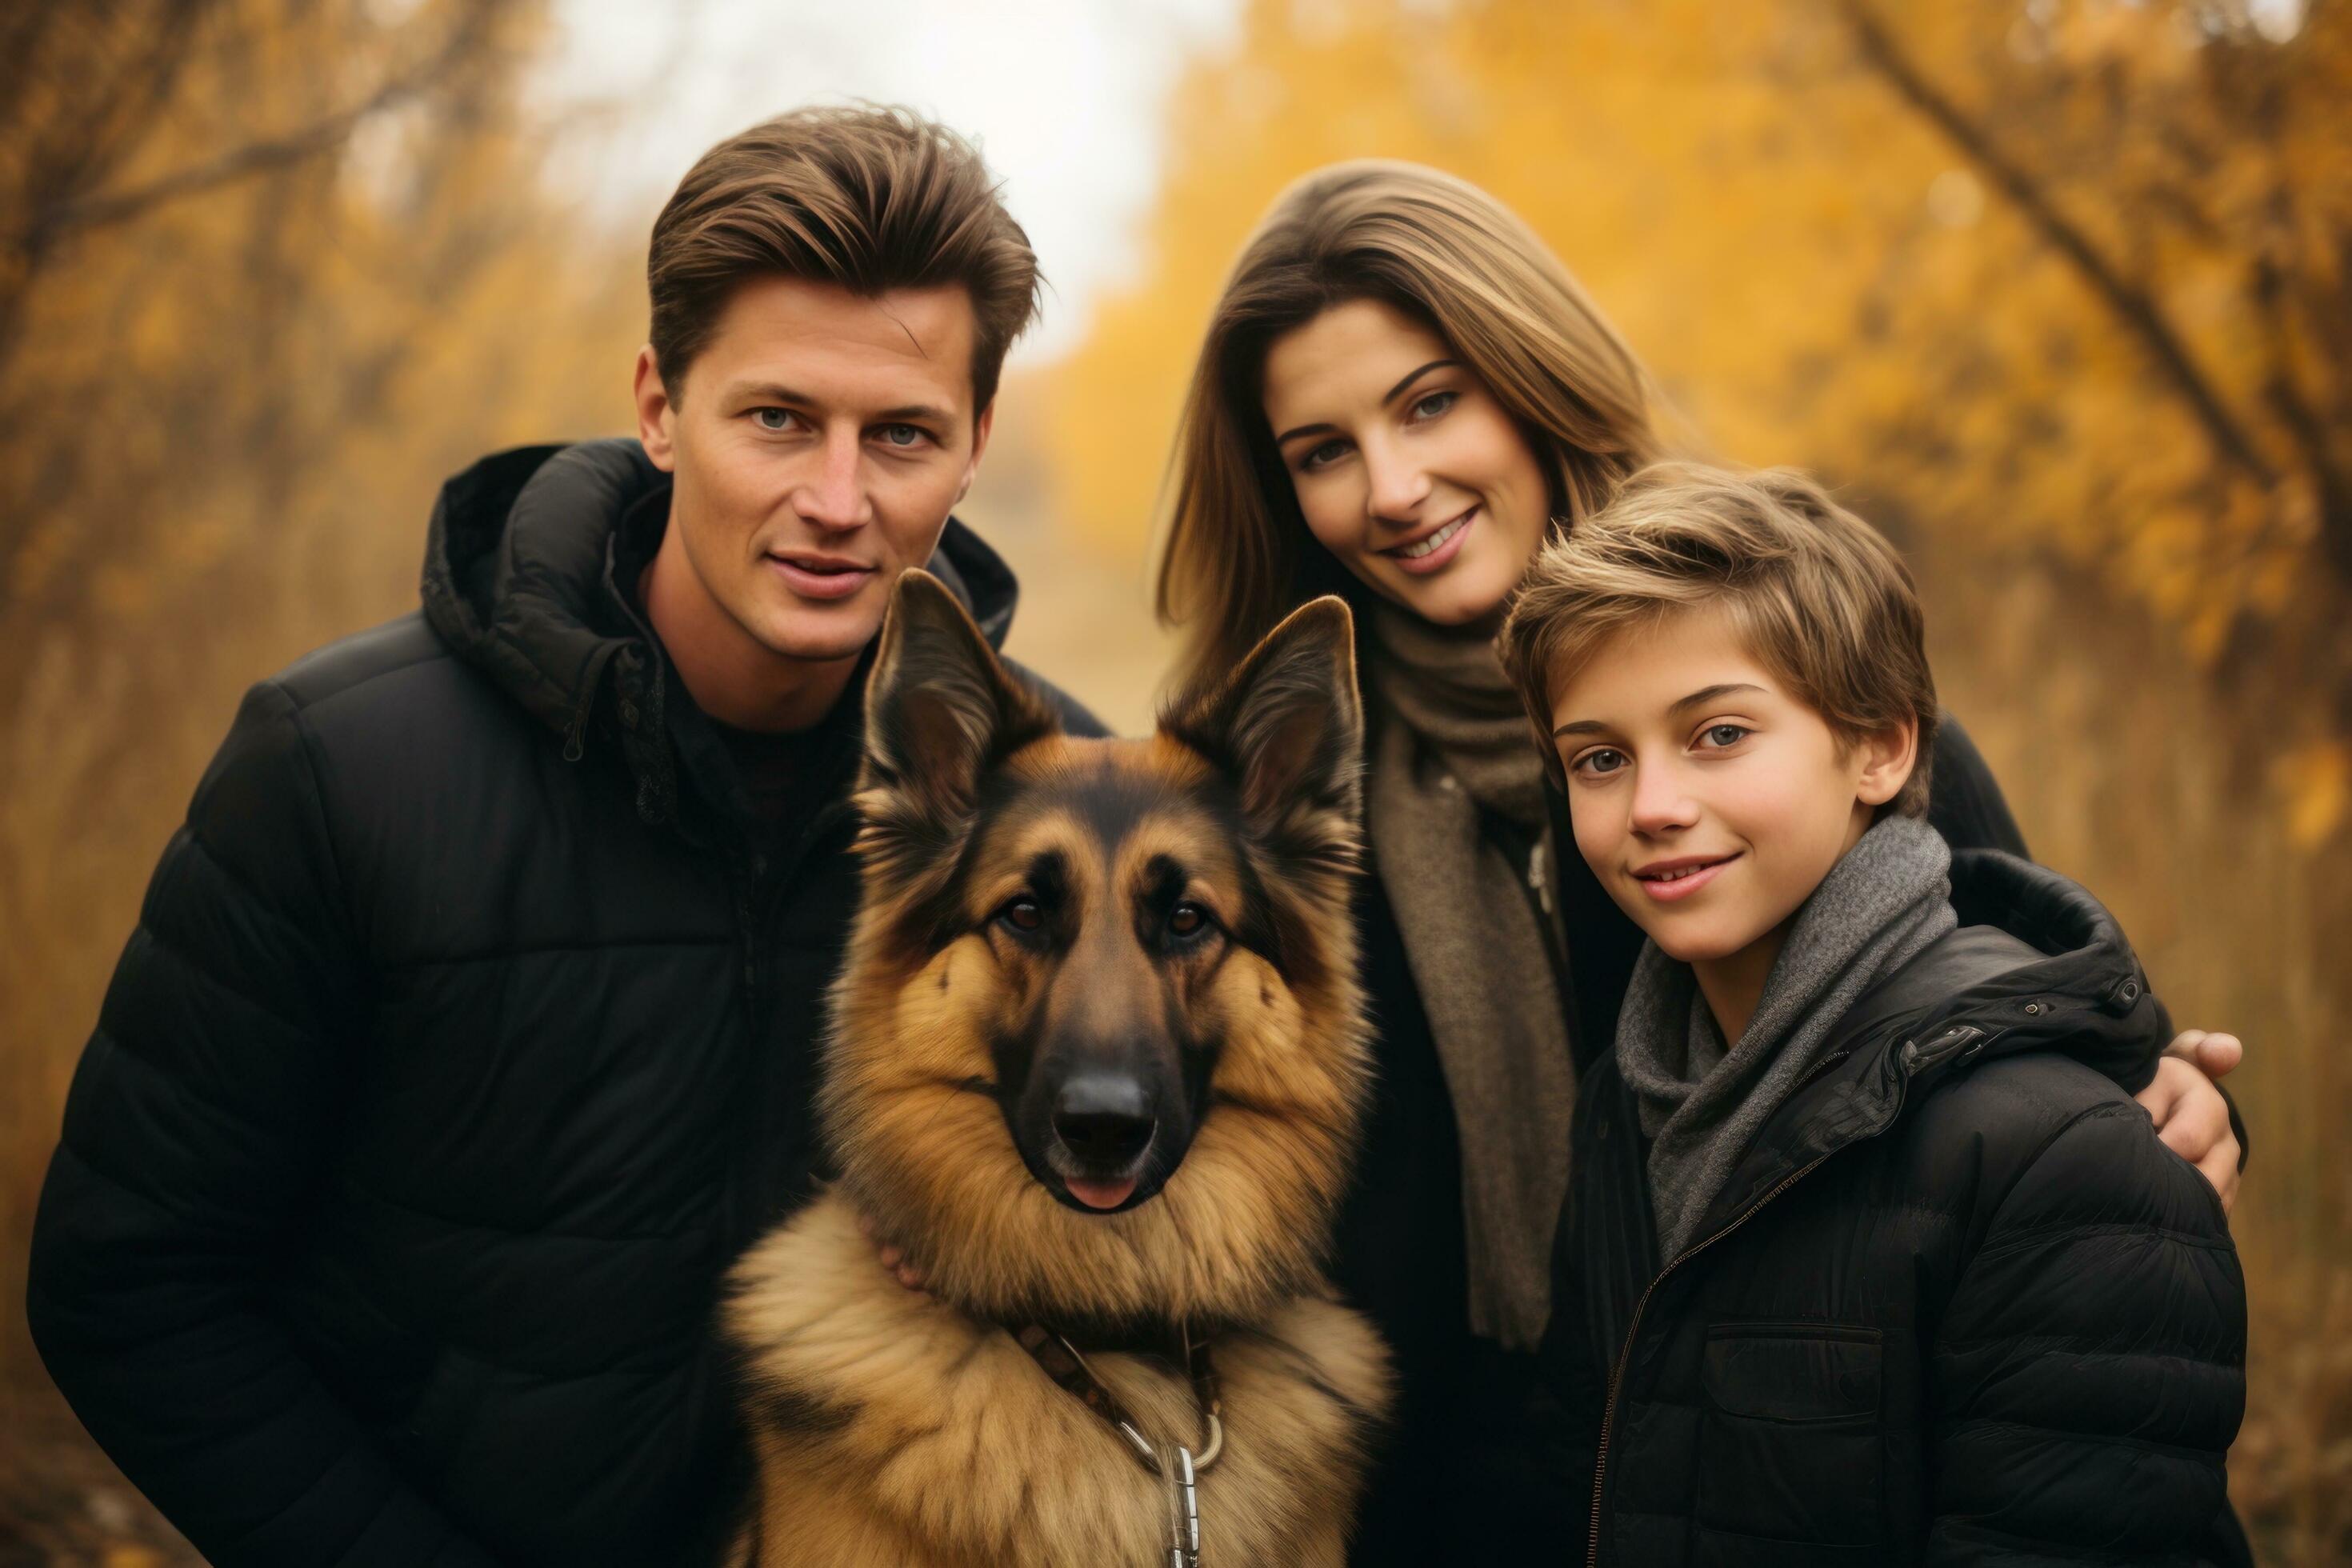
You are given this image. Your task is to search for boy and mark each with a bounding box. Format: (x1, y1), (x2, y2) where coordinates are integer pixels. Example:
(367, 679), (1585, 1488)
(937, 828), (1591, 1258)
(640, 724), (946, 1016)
(1497, 463), (2246, 1565)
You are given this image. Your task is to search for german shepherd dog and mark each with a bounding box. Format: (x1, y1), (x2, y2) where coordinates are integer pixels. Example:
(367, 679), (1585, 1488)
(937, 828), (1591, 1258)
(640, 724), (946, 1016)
(725, 571), (1392, 1566)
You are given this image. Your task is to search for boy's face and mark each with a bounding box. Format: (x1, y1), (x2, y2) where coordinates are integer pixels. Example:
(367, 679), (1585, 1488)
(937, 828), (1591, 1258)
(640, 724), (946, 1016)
(633, 274), (993, 668)
(1549, 605), (1914, 966)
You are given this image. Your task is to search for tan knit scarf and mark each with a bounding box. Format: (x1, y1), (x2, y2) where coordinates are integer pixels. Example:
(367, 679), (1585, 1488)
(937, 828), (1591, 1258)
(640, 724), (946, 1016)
(1362, 604), (1577, 1350)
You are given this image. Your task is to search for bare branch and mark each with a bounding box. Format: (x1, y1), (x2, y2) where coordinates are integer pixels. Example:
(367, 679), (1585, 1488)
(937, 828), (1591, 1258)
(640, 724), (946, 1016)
(1835, 0), (2279, 487)
(16, 0), (503, 253)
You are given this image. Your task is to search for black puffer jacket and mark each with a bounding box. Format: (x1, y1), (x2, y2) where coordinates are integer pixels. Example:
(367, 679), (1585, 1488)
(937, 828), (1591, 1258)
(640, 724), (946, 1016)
(1538, 850), (2247, 1566)
(26, 440), (1098, 1567)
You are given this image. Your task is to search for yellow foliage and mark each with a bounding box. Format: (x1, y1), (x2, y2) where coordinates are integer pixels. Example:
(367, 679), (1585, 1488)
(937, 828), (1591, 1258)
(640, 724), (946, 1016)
(2282, 740), (2350, 847)
(1047, 0), (2352, 670)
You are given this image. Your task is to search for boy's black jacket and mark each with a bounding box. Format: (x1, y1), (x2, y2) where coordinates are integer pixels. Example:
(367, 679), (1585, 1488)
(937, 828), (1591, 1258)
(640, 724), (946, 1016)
(1530, 849), (2248, 1566)
(26, 440), (1100, 1567)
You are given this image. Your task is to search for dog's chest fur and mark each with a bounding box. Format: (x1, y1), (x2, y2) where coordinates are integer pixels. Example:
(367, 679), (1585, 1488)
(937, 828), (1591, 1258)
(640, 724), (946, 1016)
(728, 1194), (1390, 1568)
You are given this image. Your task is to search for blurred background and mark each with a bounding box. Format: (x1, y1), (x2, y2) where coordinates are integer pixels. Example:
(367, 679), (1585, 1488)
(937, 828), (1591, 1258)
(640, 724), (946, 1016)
(2, 0), (2346, 1561)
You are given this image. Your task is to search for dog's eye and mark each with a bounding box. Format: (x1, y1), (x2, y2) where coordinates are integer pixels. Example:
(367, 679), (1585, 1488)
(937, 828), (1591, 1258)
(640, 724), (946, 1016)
(998, 898), (1044, 934)
(1168, 902), (1211, 939)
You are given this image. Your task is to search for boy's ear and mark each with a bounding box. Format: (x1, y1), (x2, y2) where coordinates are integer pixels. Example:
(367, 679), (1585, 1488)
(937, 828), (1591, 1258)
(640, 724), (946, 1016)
(1161, 596), (1363, 874)
(1852, 716), (1920, 809)
(858, 570), (1058, 878)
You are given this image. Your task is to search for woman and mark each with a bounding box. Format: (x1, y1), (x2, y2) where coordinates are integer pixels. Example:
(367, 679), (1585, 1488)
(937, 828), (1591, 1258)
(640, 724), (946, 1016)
(1154, 161), (2246, 1562)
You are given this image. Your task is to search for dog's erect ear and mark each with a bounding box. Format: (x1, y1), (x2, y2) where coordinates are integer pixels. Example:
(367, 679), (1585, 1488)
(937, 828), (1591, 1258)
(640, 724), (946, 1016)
(862, 570), (1059, 845)
(1162, 596), (1362, 870)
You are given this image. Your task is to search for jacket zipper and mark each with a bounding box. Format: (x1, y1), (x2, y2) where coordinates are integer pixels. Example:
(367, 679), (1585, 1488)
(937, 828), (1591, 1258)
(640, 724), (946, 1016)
(722, 798), (857, 1247)
(1583, 1150), (1834, 1566)
(1583, 1038), (1898, 1566)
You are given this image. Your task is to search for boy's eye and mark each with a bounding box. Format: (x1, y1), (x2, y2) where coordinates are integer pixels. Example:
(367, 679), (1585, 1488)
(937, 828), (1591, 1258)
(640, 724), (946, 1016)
(752, 407), (798, 432)
(1700, 724), (1751, 749)
(1573, 747), (1628, 777)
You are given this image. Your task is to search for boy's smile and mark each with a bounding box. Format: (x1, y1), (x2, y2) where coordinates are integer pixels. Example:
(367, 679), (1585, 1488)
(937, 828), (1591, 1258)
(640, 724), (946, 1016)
(1631, 852), (1742, 901)
(1550, 604), (1914, 1038)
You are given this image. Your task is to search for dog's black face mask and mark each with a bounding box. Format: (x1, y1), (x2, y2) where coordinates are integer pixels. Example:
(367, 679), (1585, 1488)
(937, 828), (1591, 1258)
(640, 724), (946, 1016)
(855, 571), (1363, 1219)
(975, 813), (1234, 1216)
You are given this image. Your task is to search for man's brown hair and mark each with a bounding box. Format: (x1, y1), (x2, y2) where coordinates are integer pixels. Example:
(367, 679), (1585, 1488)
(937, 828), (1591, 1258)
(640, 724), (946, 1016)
(647, 105), (1041, 413)
(1498, 461), (1940, 815)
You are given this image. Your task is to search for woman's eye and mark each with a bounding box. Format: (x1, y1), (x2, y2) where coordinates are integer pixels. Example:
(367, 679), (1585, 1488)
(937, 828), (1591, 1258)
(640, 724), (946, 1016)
(753, 407), (796, 432)
(1409, 390), (1458, 421)
(878, 423), (926, 449)
(1302, 438), (1350, 471)
(1169, 902), (1210, 938)
(998, 898), (1043, 934)
(1701, 725), (1751, 749)
(1574, 748), (1627, 777)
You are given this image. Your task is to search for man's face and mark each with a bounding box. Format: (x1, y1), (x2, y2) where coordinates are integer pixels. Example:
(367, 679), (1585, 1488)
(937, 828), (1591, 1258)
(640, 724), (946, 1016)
(634, 275), (992, 667)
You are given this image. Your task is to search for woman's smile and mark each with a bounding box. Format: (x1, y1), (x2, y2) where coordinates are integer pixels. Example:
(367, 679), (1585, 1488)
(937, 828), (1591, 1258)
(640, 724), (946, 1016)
(1383, 505), (1478, 572)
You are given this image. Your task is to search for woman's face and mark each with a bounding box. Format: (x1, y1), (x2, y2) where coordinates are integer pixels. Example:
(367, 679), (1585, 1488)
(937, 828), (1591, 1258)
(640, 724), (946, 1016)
(1262, 297), (1552, 626)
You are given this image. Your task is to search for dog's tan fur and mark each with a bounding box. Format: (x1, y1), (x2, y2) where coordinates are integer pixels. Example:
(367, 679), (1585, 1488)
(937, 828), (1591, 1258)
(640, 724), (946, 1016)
(726, 578), (1390, 1566)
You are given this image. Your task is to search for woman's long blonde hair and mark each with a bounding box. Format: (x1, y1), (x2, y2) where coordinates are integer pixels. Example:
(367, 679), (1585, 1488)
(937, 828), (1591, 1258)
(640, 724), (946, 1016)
(1156, 161), (1666, 692)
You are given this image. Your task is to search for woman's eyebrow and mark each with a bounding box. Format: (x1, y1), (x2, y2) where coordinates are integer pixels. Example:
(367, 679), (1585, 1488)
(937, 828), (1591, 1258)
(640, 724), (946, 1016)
(1274, 358), (1462, 446)
(1382, 358), (1459, 406)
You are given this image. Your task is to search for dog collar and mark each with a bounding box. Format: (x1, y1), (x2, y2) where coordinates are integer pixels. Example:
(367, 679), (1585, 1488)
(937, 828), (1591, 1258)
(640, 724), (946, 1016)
(1014, 1320), (1223, 1566)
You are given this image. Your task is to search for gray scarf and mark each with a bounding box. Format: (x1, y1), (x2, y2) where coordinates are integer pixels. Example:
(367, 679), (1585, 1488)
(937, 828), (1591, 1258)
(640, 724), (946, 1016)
(1362, 605), (1576, 1350)
(1615, 814), (1956, 1258)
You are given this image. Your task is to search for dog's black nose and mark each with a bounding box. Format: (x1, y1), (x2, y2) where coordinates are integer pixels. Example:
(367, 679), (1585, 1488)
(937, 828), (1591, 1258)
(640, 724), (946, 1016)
(1052, 1074), (1156, 1168)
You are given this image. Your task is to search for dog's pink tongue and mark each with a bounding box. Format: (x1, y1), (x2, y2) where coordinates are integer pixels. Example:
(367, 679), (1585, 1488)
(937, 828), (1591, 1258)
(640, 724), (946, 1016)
(1066, 1177), (1138, 1210)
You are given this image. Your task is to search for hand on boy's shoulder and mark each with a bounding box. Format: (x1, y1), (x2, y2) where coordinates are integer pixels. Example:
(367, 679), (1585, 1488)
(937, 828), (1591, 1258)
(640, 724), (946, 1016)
(2137, 1030), (2245, 1214)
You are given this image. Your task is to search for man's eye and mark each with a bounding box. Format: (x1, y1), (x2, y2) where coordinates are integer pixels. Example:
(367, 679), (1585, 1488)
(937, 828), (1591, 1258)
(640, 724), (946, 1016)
(753, 408), (796, 432)
(998, 898), (1043, 934)
(1410, 390), (1458, 421)
(1701, 725), (1751, 749)
(1574, 748), (1627, 776)
(878, 423), (926, 448)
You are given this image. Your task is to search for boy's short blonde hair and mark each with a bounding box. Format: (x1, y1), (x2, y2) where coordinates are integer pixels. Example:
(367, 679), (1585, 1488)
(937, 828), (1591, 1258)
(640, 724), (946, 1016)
(1498, 461), (1939, 816)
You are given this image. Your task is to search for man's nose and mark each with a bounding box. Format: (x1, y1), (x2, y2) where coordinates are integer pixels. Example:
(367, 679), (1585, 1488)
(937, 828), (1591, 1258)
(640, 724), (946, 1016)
(794, 427), (870, 533)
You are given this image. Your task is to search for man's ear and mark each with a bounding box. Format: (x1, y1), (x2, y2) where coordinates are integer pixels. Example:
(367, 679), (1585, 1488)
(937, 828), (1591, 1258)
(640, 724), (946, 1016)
(633, 346), (678, 472)
(858, 570), (1058, 878)
(1853, 716), (1920, 808)
(1162, 596), (1363, 875)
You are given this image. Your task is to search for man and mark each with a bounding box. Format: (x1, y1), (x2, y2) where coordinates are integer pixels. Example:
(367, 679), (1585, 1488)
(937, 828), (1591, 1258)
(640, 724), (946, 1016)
(27, 106), (1097, 1566)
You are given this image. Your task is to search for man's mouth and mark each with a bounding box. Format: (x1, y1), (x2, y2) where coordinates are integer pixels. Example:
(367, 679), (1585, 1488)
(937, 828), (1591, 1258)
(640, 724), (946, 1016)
(767, 551), (877, 601)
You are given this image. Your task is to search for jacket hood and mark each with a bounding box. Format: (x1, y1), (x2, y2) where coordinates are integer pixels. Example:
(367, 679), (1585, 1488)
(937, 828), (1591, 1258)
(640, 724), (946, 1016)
(1690, 848), (2170, 1240)
(1838, 847), (2168, 1090)
(419, 438), (1022, 742)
